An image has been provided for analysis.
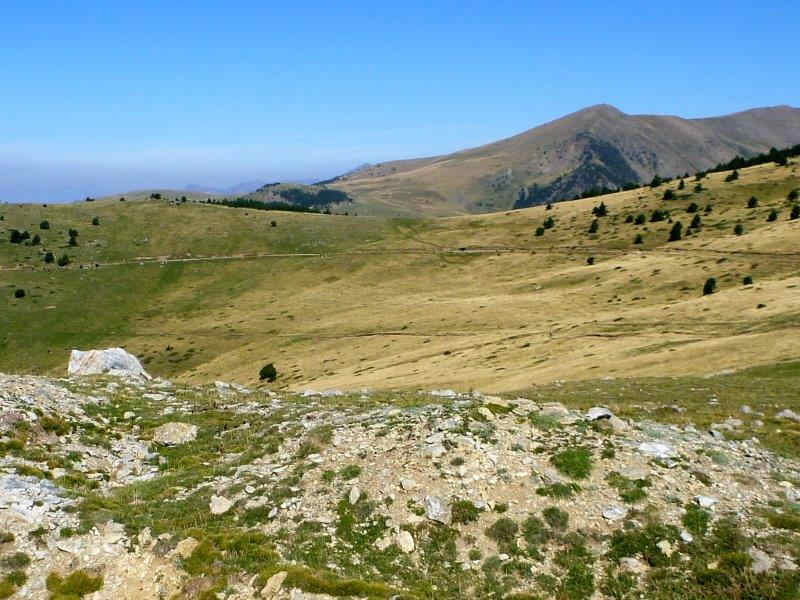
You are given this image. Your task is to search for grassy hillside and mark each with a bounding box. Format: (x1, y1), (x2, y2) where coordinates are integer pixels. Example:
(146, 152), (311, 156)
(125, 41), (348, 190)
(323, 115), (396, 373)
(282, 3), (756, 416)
(1, 159), (799, 391)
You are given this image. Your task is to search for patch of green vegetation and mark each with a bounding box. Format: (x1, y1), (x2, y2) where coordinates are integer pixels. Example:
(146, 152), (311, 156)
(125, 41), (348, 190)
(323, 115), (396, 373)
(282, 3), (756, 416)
(45, 570), (103, 599)
(451, 499), (481, 525)
(553, 538), (595, 599)
(0, 552), (30, 570)
(607, 521), (680, 567)
(339, 464), (362, 480)
(485, 517), (519, 552)
(767, 511), (800, 532)
(682, 504), (711, 536)
(522, 515), (550, 548)
(542, 506), (569, 532)
(606, 471), (651, 503)
(536, 482), (581, 499)
(529, 413), (561, 430)
(551, 447), (593, 479)
(259, 566), (397, 598)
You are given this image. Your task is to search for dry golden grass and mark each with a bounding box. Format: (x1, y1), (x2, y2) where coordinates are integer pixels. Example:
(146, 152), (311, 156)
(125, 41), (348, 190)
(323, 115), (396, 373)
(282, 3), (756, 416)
(1, 160), (798, 391)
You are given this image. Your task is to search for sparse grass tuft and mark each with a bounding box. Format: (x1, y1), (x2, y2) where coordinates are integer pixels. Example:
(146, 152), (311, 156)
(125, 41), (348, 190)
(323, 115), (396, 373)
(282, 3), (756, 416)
(551, 447), (593, 479)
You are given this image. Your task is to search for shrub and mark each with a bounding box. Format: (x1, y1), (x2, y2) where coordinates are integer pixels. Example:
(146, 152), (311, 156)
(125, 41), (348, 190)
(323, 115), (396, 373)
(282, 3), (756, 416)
(57, 254), (70, 267)
(339, 464), (361, 480)
(92, 216), (100, 226)
(522, 516), (550, 547)
(1, 553), (30, 569)
(791, 205), (800, 220)
(686, 202), (699, 213)
(543, 216), (555, 229)
(682, 504), (711, 536)
(452, 499), (481, 525)
(535, 227), (545, 236)
(551, 447), (593, 479)
(259, 363), (277, 382)
(542, 506), (569, 531)
(31, 234), (41, 245)
(705, 204), (713, 213)
(486, 518), (518, 549)
(13, 289), (25, 299)
(624, 214), (633, 223)
(270, 220), (277, 227)
(545, 203), (552, 210)
(690, 214), (702, 229)
(586, 256), (595, 265)
(678, 179), (685, 190)
(733, 223), (744, 235)
(634, 213), (646, 225)
(668, 221), (683, 242)
(633, 233), (643, 244)
(650, 175), (662, 188)
(40, 220), (50, 229)
(788, 189), (799, 202)
(650, 209), (667, 222)
(725, 170), (739, 182)
(45, 570), (103, 597)
(747, 196), (758, 208)
(536, 483), (580, 499)
(9, 229), (30, 244)
(44, 251), (54, 263)
(662, 189), (675, 201)
(588, 219), (598, 234)
(592, 202), (607, 217)
(68, 229), (78, 246)
(703, 277), (717, 296)
(694, 183), (703, 193)
(767, 209), (778, 222)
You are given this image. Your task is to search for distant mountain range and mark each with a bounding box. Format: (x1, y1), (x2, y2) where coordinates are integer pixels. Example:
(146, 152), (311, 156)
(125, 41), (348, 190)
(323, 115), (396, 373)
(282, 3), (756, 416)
(185, 181), (267, 196)
(325, 104), (800, 215)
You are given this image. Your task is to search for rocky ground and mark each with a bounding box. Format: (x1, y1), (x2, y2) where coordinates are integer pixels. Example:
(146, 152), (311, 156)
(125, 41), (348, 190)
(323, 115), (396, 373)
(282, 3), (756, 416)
(1, 372), (799, 599)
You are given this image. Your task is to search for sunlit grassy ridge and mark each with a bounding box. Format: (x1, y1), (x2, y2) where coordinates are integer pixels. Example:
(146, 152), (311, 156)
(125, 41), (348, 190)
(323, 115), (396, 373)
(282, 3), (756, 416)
(1, 160), (798, 389)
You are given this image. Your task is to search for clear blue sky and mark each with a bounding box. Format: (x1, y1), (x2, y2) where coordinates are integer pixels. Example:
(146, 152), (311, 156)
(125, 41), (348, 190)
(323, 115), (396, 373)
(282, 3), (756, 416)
(1, 1), (797, 202)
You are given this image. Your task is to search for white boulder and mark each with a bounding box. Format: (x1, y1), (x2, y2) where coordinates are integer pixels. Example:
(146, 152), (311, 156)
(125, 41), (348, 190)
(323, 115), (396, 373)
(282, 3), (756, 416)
(68, 348), (150, 379)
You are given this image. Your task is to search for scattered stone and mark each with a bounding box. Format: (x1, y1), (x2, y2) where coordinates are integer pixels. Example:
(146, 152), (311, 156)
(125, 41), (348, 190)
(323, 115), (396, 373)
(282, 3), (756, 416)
(602, 506), (627, 521)
(619, 557), (649, 574)
(209, 495), (233, 515)
(261, 570), (288, 599)
(748, 547), (775, 574)
(152, 422), (198, 446)
(680, 530), (694, 543)
(349, 486), (361, 505)
(656, 540), (674, 557)
(586, 406), (613, 421)
(400, 478), (416, 491)
(776, 409), (800, 423)
(477, 407), (495, 421)
(395, 530), (415, 553)
(694, 495), (718, 508)
(424, 495), (451, 524)
(639, 441), (678, 460)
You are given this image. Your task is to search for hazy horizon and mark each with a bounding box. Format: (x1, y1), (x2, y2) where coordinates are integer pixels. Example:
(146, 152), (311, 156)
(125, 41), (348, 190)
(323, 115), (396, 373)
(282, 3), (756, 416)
(3, 1), (798, 203)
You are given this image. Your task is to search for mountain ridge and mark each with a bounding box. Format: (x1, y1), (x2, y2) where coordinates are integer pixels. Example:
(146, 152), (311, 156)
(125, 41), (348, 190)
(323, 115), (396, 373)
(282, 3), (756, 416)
(327, 104), (800, 215)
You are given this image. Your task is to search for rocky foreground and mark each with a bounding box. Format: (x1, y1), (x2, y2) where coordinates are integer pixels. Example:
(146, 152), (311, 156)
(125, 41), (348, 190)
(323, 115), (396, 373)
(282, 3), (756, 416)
(1, 372), (799, 599)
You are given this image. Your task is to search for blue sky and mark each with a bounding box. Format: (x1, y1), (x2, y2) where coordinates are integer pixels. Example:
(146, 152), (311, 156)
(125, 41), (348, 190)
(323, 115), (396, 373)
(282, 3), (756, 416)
(1, 1), (797, 202)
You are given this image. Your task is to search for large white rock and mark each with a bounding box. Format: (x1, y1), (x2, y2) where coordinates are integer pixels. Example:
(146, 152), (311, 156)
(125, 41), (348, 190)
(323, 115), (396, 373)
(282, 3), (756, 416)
(424, 495), (451, 524)
(152, 422), (198, 446)
(68, 348), (151, 379)
(209, 495), (233, 515)
(395, 530), (415, 553)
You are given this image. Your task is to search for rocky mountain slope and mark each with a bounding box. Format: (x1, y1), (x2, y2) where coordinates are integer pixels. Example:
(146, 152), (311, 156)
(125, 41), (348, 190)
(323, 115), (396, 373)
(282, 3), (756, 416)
(1, 368), (799, 599)
(328, 105), (800, 215)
